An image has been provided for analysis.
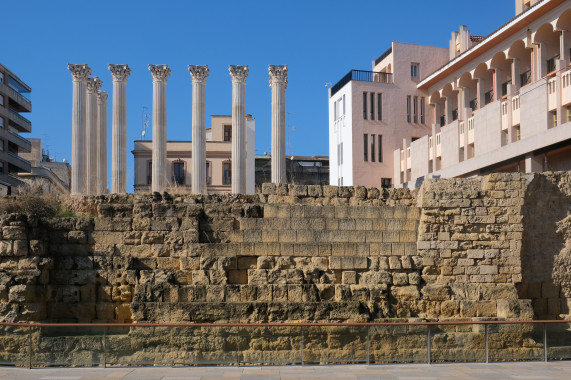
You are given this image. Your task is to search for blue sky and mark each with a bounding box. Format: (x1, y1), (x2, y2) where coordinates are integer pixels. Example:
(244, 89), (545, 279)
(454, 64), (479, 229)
(3, 0), (513, 191)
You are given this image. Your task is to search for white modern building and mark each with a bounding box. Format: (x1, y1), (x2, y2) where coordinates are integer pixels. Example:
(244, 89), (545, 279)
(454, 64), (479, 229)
(132, 114), (255, 194)
(395, 0), (571, 187)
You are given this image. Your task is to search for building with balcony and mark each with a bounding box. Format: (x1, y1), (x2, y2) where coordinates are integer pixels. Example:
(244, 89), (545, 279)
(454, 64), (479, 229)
(255, 154), (329, 190)
(132, 114), (255, 193)
(395, 0), (571, 187)
(0, 62), (32, 195)
(328, 43), (450, 188)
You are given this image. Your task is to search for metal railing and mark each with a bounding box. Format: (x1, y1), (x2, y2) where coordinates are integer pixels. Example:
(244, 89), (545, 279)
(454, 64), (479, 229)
(0, 320), (569, 368)
(502, 80), (512, 97)
(8, 109), (31, 127)
(7, 151), (30, 166)
(7, 130), (31, 149)
(521, 70), (532, 87)
(485, 90), (494, 105)
(547, 54), (560, 73)
(469, 98), (478, 111)
(223, 176), (231, 185)
(172, 175), (185, 185)
(330, 70), (393, 97)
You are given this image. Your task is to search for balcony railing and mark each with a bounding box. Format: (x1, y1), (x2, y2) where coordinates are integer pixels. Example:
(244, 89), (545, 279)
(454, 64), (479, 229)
(147, 176), (152, 185)
(440, 115), (446, 127)
(485, 90), (494, 105)
(451, 109), (458, 121)
(547, 54), (560, 73)
(7, 129), (31, 150)
(520, 70), (532, 87)
(330, 70), (393, 97)
(223, 176), (231, 185)
(172, 176), (185, 186)
(502, 80), (512, 97)
(469, 98), (478, 111)
(8, 109), (31, 129)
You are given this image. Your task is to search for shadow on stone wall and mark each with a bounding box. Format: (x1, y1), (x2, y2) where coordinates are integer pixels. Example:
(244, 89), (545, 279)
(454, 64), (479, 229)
(519, 173), (571, 318)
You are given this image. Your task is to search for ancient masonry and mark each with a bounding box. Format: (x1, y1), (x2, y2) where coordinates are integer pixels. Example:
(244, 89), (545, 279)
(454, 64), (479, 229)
(1, 172), (570, 325)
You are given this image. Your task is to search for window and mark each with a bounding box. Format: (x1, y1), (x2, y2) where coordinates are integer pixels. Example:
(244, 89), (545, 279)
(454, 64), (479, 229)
(0, 161), (3, 174)
(377, 93), (382, 120)
(370, 93), (375, 120)
(420, 97), (425, 124)
(0, 140), (3, 152)
(567, 106), (571, 123)
(0, 72), (3, 83)
(381, 178), (392, 188)
(340, 142), (343, 165)
(363, 92), (367, 120)
(503, 130), (509, 146)
(173, 160), (185, 185)
(206, 161), (212, 184)
(363, 134), (368, 162)
(406, 96), (411, 123)
(223, 162), (231, 185)
(551, 111), (557, 128)
(371, 134), (375, 162)
(0, 95), (3, 107)
(147, 161), (152, 184)
(411, 63), (419, 78)
(334, 101), (337, 120)
(342, 95), (345, 115)
(515, 125), (521, 141)
(378, 135), (382, 162)
(0, 117), (3, 128)
(224, 125), (232, 141)
(413, 97), (418, 123)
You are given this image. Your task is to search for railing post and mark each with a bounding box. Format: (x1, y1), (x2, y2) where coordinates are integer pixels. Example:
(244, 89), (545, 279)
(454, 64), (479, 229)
(103, 326), (107, 368)
(485, 324), (489, 364)
(301, 326), (304, 366)
(427, 325), (431, 365)
(171, 328), (174, 367)
(28, 326), (32, 369)
(544, 323), (548, 363)
(366, 326), (370, 365)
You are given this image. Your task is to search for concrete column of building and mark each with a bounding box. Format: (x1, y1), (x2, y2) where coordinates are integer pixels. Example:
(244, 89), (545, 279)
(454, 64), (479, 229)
(561, 30), (570, 63)
(97, 91), (108, 194)
(68, 64), (91, 196)
(556, 59), (565, 126)
(444, 96), (451, 125)
(525, 153), (543, 173)
(476, 78), (485, 110)
(108, 64), (131, 194)
(229, 65), (249, 194)
(511, 58), (521, 92)
(269, 65), (288, 184)
(149, 65), (171, 193)
(86, 77), (102, 195)
(493, 69), (502, 101)
(188, 65), (209, 195)
(433, 103), (441, 125)
(538, 43), (547, 78)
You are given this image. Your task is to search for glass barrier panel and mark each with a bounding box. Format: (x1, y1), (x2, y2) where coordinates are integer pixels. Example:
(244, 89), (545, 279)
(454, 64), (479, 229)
(0, 325), (33, 366)
(430, 324), (485, 363)
(547, 322), (571, 360)
(32, 326), (104, 367)
(238, 326), (302, 365)
(302, 326), (367, 364)
(488, 323), (543, 362)
(369, 325), (427, 364)
(105, 326), (172, 366)
(171, 326), (239, 366)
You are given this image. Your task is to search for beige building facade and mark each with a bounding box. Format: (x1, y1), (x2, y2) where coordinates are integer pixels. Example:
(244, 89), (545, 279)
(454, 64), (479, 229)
(132, 115), (255, 193)
(328, 43), (449, 188)
(395, 0), (571, 187)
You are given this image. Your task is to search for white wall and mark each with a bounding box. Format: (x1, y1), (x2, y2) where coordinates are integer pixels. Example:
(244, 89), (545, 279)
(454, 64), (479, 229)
(246, 118), (255, 194)
(329, 83), (352, 186)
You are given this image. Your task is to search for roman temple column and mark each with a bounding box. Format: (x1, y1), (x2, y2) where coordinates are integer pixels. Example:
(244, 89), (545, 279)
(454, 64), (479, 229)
(108, 64), (131, 194)
(229, 65), (249, 194)
(188, 65), (210, 195)
(97, 90), (108, 194)
(149, 64), (171, 193)
(68, 64), (91, 196)
(86, 76), (102, 195)
(268, 65), (288, 184)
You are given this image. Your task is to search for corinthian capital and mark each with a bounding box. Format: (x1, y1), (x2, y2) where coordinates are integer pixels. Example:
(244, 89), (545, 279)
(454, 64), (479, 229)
(188, 65), (210, 83)
(68, 64), (92, 81)
(87, 77), (103, 93)
(97, 90), (108, 103)
(229, 65), (249, 83)
(269, 65), (288, 88)
(149, 64), (171, 82)
(108, 64), (131, 82)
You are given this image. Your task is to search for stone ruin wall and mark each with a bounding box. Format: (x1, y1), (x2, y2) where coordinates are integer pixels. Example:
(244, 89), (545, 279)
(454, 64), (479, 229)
(1, 172), (571, 324)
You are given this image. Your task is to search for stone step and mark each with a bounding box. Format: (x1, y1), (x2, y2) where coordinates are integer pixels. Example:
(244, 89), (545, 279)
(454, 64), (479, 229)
(263, 204), (420, 220)
(239, 218), (418, 232)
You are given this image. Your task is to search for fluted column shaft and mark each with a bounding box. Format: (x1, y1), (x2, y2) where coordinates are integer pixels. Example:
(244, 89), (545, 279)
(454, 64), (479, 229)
(68, 64), (91, 196)
(269, 65), (288, 184)
(149, 65), (171, 193)
(86, 77), (102, 195)
(229, 65), (249, 194)
(97, 91), (108, 194)
(188, 65), (210, 195)
(109, 64), (131, 194)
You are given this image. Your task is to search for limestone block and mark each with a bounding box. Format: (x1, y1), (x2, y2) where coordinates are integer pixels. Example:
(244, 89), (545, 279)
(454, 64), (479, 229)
(257, 256), (274, 269)
(228, 270), (248, 285)
(261, 183), (276, 195)
(308, 185), (323, 198)
(248, 269), (267, 285)
(392, 273), (409, 286)
(479, 265), (498, 275)
(151, 217), (179, 231)
(497, 299), (534, 319)
(390, 285), (419, 301)
(191, 270), (210, 285)
(2, 226), (26, 240)
(322, 186), (338, 198)
(94, 218), (132, 231)
(421, 284), (451, 301)
(132, 218), (151, 231)
(359, 271), (392, 285)
(342, 271), (357, 285)
(388, 256), (401, 270)
(208, 270), (227, 285)
(0, 241), (12, 256)
(542, 283), (560, 298)
(267, 269), (287, 285)
(289, 185), (308, 197)
(440, 300), (460, 318)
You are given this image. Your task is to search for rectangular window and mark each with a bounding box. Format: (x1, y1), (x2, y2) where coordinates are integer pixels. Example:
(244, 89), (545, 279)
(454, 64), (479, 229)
(342, 95), (345, 115)
(567, 106), (571, 123)
(0, 117), (3, 128)
(411, 63), (419, 78)
(173, 161), (185, 185)
(551, 111), (557, 128)
(334, 101), (337, 120)
(224, 125), (232, 141)
(406, 96), (411, 123)
(0, 95), (3, 107)
(206, 161), (212, 184)
(515, 125), (521, 141)
(420, 97), (426, 124)
(370, 93), (375, 120)
(363, 92), (367, 120)
(0, 161), (3, 174)
(413, 97), (418, 124)
(363, 134), (368, 162)
(337, 144), (341, 166)
(0, 140), (3, 151)
(377, 93), (382, 120)
(147, 161), (152, 185)
(378, 135), (383, 162)
(0, 72), (3, 83)
(381, 178), (392, 188)
(371, 134), (375, 162)
(223, 162), (232, 185)
(340, 142), (343, 165)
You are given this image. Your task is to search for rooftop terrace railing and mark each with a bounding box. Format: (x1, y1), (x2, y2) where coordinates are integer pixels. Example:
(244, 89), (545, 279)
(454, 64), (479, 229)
(0, 320), (569, 368)
(330, 70), (393, 97)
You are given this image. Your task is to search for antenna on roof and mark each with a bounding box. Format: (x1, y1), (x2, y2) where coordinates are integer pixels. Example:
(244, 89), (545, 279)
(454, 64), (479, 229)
(141, 106), (150, 140)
